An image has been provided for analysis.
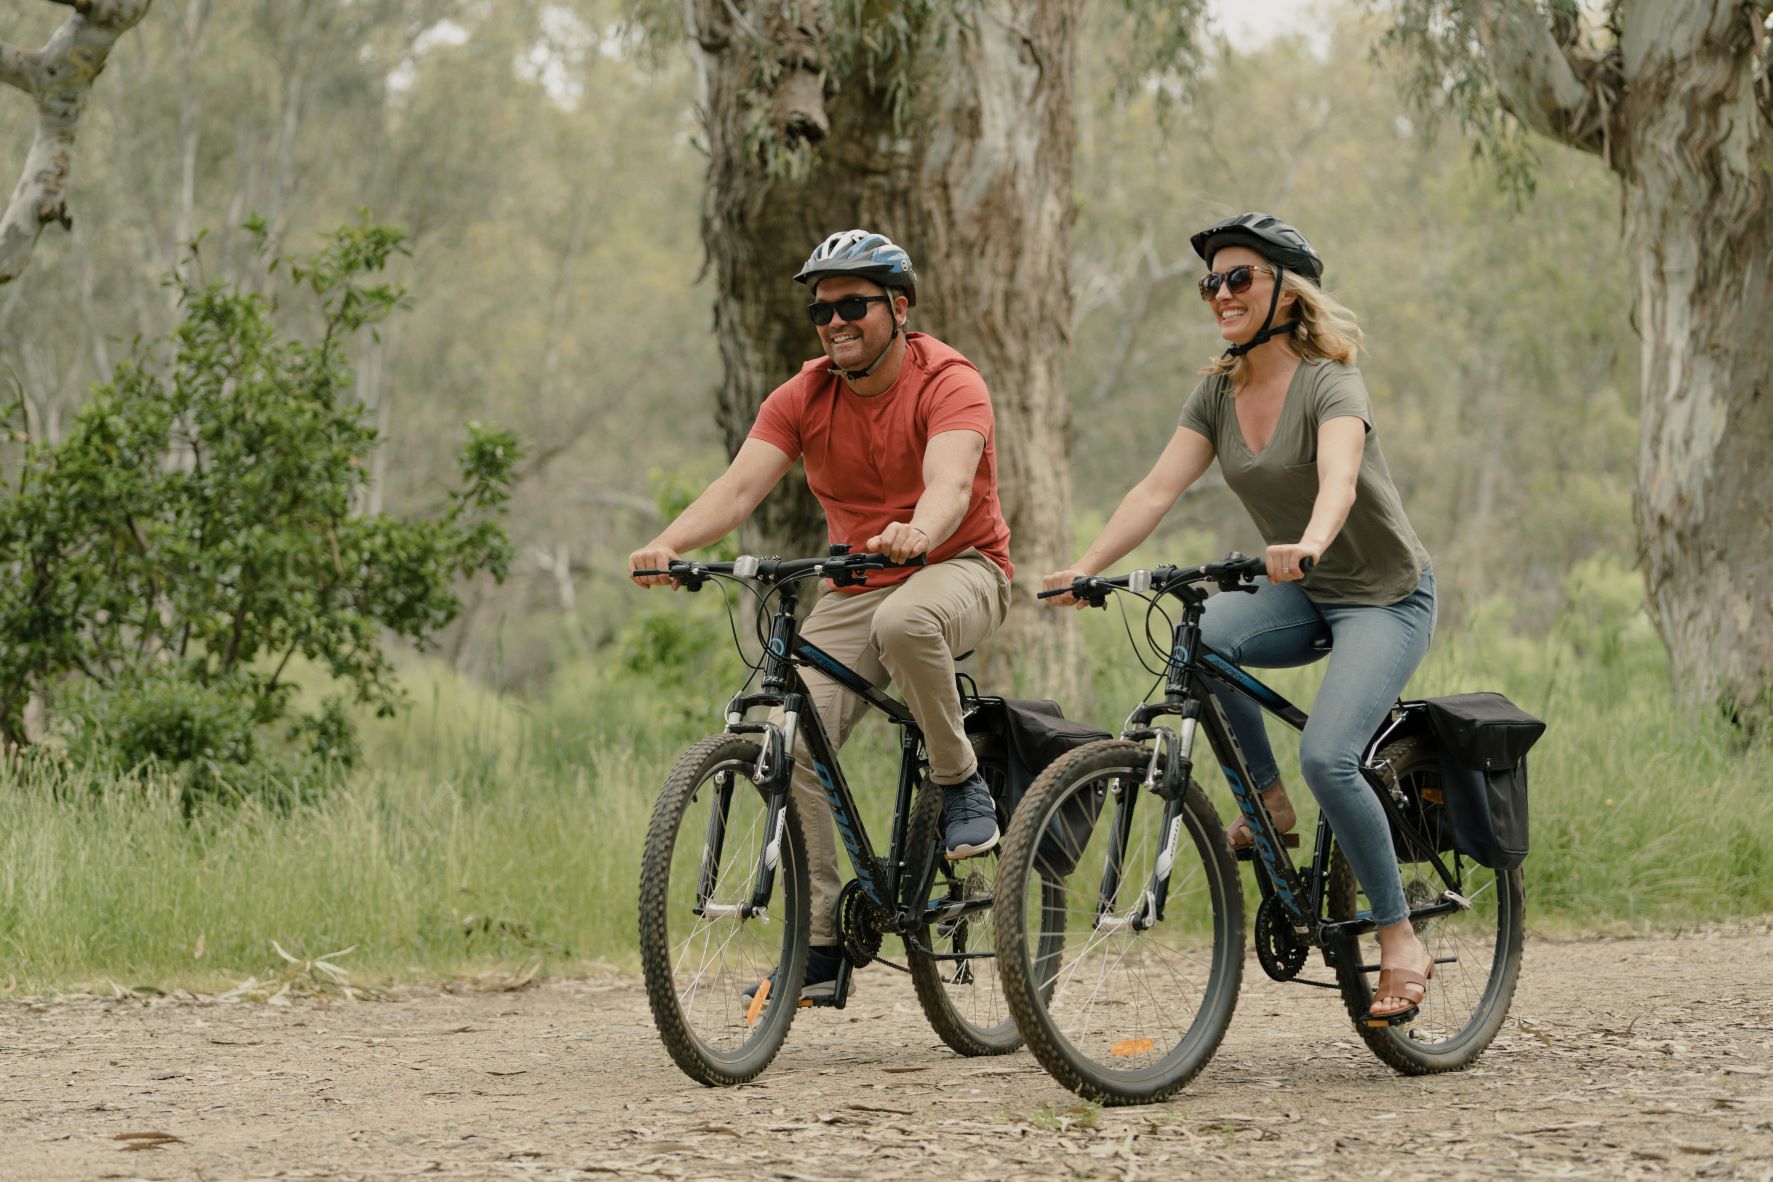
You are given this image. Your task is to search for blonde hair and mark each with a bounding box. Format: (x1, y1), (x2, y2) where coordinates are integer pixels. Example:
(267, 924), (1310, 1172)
(1200, 270), (1364, 388)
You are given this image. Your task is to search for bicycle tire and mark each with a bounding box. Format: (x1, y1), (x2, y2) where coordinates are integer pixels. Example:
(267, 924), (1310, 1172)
(639, 733), (811, 1086)
(901, 746), (1032, 1056)
(1327, 735), (1525, 1074)
(995, 739), (1245, 1105)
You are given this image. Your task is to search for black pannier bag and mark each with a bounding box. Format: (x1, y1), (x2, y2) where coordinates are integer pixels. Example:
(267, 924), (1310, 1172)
(967, 698), (1112, 877)
(1422, 692), (1546, 870)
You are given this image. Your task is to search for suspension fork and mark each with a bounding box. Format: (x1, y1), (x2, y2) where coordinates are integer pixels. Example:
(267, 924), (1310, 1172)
(1101, 634), (1211, 933)
(693, 767), (734, 915)
(703, 595), (804, 924)
(1093, 775), (1138, 930)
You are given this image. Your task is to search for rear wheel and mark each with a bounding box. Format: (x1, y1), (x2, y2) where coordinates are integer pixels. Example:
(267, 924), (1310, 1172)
(639, 734), (810, 1086)
(994, 740), (1245, 1105)
(1328, 735), (1525, 1074)
(902, 747), (1029, 1055)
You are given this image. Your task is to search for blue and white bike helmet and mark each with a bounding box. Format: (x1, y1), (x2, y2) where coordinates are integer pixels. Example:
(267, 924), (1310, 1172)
(794, 229), (918, 307)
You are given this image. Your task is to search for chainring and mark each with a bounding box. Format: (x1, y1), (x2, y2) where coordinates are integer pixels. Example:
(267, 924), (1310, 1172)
(836, 878), (888, 968)
(1255, 894), (1310, 982)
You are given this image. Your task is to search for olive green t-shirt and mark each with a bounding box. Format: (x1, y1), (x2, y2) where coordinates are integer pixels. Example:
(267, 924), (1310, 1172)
(1177, 359), (1430, 605)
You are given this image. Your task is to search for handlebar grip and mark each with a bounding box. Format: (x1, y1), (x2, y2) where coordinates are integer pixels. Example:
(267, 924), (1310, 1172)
(1298, 556), (1314, 574)
(633, 568), (669, 577)
(849, 552), (926, 569)
(1035, 586), (1073, 600)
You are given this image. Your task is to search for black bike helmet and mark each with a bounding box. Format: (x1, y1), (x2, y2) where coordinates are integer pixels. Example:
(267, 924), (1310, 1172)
(794, 229), (918, 307)
(1189, 212), (1323, 286)
(1190, 213), (1323, 359)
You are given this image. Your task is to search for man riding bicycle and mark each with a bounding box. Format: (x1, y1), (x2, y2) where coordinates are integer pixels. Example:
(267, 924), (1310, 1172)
(628, 229), (1015, 1001)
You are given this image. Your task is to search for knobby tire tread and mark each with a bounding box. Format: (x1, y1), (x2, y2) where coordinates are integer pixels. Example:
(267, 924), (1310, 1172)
(639, 733), (810, 1086)
(995, 739), (1245, 1106)
(902, 768), (1022, 1057)
(1328, 736), (1525, 1075)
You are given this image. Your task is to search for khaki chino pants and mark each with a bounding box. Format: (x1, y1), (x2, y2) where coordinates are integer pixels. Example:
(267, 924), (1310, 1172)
(779, 550), (1011, 944)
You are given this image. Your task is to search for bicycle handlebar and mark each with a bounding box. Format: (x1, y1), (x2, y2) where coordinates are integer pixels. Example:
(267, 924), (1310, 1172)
(634, 551), (926, 591)
(1036, 551), (1270, 605)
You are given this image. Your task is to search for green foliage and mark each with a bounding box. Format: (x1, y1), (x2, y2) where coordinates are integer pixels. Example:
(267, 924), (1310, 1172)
(1096, 0), (1211, 108)
(0, 221), (518, 803)
(612, 467), (748, 724)
(1373, 0), (1626, 201)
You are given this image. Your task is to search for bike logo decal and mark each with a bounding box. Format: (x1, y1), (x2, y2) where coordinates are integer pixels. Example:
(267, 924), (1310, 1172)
(767, 637), (786, 657)
(812, 758), (875, 892)
(1220, 762), (1300, 911)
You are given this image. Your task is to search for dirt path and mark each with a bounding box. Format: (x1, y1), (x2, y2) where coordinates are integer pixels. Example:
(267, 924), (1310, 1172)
(5, 926), (1771, 1181)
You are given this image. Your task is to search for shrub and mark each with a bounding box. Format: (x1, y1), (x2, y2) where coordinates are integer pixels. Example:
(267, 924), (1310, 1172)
(0, 220), (519, 804)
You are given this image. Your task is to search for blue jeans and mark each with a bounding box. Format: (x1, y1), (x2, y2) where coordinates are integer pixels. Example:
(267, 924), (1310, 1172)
(1199, 568), (1436, 927)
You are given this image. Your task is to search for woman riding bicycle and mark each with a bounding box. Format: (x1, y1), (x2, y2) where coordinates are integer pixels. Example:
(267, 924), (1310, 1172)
(1042, 212), (1438, 1025)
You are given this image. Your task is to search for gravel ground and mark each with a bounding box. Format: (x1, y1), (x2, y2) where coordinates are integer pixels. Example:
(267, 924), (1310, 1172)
(5, 924), (1771, 1181)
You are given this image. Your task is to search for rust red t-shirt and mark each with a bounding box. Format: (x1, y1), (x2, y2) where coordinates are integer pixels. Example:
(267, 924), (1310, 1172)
(748, 332), (1014, 593)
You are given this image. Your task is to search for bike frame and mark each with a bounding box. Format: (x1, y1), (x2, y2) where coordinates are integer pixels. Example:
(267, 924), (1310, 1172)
(1112, 585), (1467, 950)
(712, 576), (985, 966)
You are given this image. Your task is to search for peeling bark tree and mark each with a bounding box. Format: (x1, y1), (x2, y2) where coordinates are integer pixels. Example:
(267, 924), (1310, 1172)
(1392, 1), (1773, 725)
(683, 0), (1084, 692)
(0, 0), (155, 285)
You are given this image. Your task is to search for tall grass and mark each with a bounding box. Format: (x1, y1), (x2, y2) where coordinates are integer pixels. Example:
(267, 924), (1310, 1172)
(1, 555), (1767, 991)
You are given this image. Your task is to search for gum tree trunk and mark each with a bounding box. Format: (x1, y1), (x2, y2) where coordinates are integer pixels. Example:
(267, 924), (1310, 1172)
(1464, 0), (1773, 723)
(0, 0), (155, 285)
(686, 0), (1082, 693)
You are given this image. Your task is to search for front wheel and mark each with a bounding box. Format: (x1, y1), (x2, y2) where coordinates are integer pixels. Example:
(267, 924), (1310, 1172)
(638, 733), (810, 1086)
(994, 740), (1245, 1105)
(1328, 735), (1525, 1074)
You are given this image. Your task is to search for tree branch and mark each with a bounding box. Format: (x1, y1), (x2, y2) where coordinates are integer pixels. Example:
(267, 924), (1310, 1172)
(0, 0), (155, 285)
(0, 42), (42, 94)
(1462, 1), (1616, 156)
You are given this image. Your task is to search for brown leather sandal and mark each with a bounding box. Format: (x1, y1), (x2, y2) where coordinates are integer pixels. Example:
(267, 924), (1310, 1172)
(1365, 959), (1435, 1028)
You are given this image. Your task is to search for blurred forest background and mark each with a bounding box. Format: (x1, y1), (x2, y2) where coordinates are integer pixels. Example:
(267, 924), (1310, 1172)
(0, 0), (1634, 686)
(0, 0), (1765, 987)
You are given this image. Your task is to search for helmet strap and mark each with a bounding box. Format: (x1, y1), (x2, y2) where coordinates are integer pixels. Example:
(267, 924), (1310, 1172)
(1223, 265), (1297, 359)
(829, 318), (902, 383)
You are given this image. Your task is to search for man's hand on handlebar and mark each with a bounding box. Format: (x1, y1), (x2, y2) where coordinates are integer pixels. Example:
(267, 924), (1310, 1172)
(629, 543), (683, 589)
(1040, 567), (1095, 610)
(865, 522), (932, 565)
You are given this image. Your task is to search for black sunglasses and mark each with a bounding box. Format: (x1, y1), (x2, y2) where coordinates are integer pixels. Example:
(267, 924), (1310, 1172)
(807, 294), (892, 326)
(1197, 264), (1277, 301)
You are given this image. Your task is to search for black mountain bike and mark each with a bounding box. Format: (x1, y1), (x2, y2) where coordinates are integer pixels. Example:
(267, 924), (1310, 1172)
(993, 553), (1524, 1105)
(635, 548), (1026, 1087)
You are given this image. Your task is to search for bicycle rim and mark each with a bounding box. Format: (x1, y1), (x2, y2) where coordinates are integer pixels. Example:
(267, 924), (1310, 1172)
(996, 741), (1244, 1105)
(639, 734), (809, 1086)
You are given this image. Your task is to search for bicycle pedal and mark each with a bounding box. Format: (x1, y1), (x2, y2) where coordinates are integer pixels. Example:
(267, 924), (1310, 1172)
(1233, 832), (1301, 861)
(1363, 1003), (1420, 1029)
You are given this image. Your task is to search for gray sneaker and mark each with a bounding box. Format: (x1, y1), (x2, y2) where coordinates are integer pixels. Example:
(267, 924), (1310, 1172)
(942, 772), (1000, 860)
